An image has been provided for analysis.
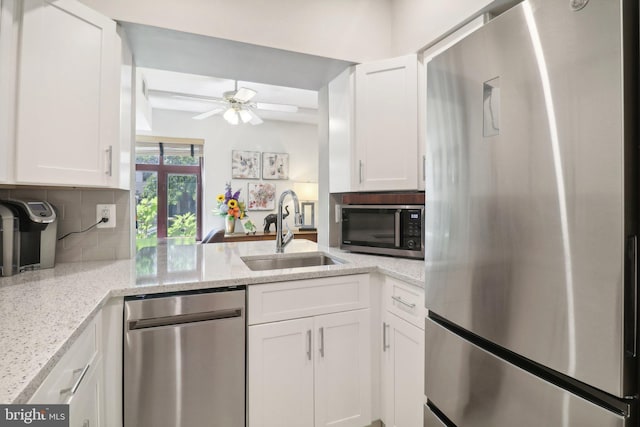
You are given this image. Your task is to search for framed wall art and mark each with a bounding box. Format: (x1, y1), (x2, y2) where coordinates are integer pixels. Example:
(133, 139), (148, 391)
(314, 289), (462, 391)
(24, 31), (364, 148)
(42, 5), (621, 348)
(231, 150), (261, 179)
(247, 182), (276, 210)
(262, 152), (289, 180)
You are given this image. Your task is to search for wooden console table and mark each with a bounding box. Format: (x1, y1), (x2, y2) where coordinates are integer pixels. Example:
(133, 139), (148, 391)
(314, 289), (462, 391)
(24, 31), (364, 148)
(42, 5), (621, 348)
(223, 230), (317, 243)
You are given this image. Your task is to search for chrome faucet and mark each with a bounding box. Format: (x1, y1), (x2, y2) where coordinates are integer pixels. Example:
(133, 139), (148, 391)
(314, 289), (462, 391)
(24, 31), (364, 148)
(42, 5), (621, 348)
(276, 190), (303, 253)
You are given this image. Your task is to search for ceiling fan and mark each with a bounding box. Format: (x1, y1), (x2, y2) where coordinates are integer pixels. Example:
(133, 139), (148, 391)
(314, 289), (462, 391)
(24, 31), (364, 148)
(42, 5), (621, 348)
(150, 81), (299, 126)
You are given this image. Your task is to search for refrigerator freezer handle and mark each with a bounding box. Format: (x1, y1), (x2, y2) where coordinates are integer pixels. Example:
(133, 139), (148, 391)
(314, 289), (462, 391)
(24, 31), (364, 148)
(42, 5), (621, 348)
(626, 235), (638, 357)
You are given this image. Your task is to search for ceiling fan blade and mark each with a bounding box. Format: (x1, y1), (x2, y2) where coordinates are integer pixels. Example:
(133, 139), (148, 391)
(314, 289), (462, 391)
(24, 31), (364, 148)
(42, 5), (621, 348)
(246, 108), (263, 125)
(255, 102), (298, 113)
(193, 108), (224, 120)
(148, 89), (227, 104)
(233, 87), (257, 103)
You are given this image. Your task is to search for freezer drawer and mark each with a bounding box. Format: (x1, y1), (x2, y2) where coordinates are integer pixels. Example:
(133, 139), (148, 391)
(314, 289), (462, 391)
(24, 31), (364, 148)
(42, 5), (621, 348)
(425, 318), (629, 427)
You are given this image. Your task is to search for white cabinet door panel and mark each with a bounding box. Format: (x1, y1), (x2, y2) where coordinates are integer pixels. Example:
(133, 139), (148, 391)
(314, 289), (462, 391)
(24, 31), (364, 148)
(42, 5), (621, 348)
(248, 317), (315, 427)
(16, 0), (118, 186)
(382, 311), (424, 427)
(355, 55), (418, 191)
(314, 309), (371, 427)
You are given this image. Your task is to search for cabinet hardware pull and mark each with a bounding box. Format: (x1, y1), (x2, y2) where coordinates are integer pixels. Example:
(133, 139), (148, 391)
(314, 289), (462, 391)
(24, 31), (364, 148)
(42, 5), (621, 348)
(423, 155), (426, 181)
(306, 329), (312, 361)
(319, 327), (325, 357)
(359, 160), (364, 184)
(60, 363), (90, 398)
(383, 322), (390, 351)
(106, 145), (113, 176)
(391, 295), (416, 309)
(82, 420), (90, 427)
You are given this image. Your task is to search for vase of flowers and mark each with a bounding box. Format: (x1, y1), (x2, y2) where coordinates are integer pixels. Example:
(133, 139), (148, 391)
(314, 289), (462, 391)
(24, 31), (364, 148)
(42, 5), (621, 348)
(214, 182), (247, 234)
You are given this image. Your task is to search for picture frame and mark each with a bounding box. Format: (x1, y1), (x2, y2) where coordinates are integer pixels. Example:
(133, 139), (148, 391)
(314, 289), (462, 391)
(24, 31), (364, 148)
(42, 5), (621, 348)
(262, 152), (289, 180)
(247, 182), (276, 210)
(231, 150), (261, 179)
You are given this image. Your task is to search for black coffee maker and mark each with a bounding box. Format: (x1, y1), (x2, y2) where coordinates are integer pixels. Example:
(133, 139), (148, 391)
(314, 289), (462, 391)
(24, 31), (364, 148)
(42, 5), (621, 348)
(0, 200), (58, 273)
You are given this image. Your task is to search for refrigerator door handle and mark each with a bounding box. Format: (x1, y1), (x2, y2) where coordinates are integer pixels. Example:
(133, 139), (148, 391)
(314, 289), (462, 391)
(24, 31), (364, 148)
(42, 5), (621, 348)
(625, 235), (638, 358)
(632, 235), (637, 357)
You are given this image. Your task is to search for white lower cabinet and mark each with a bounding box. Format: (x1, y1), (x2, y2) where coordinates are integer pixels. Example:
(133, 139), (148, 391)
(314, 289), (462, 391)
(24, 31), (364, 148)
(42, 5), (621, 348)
(248, 275), (372, 427)
(381, 311), (424, 427)
(68, 358), (102, 427)
(315, 309), (371, 427)
(249, 317), (315, 427)
(381, 277), (425, 427)
(29, 313), (103, 427)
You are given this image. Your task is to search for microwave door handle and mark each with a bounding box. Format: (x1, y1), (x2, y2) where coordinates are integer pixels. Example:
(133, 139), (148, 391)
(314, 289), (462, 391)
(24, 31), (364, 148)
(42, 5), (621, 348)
(394, 210), (401, 247)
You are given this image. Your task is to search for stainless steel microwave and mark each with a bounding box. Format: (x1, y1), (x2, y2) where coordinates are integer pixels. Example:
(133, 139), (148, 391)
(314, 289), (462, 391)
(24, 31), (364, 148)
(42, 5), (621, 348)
(340, 205), (424, 259)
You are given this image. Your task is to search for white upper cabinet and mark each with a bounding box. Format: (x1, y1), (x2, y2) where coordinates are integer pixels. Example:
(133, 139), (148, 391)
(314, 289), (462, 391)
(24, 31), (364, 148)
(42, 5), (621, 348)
(328, 67), (355, 193)
(354, 54), (418, 191)
(14, 0), (122, 187)
(328, 54), (419, 193)
(0, 0), (19, 184)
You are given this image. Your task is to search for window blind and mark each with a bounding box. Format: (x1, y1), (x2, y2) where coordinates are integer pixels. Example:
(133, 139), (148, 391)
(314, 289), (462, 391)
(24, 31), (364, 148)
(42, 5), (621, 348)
(135, 135), (204, 158)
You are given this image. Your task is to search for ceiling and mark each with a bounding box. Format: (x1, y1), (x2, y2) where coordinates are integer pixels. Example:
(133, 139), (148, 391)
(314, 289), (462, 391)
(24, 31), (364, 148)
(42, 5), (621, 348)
(140, 68), (320, 124)
(123, 22), (354, 125)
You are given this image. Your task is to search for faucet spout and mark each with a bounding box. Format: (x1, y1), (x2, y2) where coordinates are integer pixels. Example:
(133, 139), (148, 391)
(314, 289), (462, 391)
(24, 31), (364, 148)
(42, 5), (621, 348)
(276, 189), (302, 253)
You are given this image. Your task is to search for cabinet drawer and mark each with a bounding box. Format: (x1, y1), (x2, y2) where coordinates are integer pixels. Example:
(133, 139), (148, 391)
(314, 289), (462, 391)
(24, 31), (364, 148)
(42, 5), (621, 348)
(29, 312), (101, 404)
(383, 276), (425, 329)
(248, 274), (369, 325)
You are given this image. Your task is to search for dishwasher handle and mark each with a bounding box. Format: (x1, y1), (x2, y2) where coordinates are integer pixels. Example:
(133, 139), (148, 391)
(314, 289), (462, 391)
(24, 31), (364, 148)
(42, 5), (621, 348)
(128, 308), (242, 331)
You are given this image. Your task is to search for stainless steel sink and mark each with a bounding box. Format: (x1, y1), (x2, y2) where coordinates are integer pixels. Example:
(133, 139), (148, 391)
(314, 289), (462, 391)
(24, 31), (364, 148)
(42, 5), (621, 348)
(241, 252), (345, 271)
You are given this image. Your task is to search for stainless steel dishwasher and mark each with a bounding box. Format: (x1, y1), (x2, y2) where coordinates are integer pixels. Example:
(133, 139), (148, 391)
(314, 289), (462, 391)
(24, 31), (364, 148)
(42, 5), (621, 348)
(124, 286), (246, 427)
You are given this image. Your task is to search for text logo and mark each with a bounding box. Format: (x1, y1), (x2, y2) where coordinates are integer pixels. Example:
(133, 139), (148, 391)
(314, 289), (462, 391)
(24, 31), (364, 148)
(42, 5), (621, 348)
(0, 405), (68, 427)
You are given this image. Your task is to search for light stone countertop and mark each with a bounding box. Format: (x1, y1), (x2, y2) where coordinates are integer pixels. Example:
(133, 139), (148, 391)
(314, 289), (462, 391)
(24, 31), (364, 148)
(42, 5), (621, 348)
(0, 239), (425, 404)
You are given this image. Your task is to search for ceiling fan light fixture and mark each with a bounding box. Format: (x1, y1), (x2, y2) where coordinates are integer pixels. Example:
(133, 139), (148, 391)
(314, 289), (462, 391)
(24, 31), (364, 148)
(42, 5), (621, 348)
(238, 109), (252, 124)
(223, 107), (240, 125)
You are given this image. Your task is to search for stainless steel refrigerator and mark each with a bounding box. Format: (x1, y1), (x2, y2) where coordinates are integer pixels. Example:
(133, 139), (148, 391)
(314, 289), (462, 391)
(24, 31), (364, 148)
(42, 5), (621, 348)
(424, 0), (639, 425)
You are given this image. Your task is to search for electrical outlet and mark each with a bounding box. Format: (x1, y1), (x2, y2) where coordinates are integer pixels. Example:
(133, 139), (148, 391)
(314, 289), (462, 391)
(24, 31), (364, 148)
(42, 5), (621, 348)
(96, 204), (116, 229)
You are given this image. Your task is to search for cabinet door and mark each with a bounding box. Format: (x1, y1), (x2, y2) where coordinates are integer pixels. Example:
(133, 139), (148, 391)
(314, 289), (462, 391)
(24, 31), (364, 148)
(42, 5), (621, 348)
(15, 0), (119, 187)
(314, 309), (371, 427)
(382, 312), (424, 427)
(328, 66), (356, 193)
(248, 317), (315, 427)
(354, 54), (418, 191)
(0, 0), (18, 183)
(69, 358), (102, 427)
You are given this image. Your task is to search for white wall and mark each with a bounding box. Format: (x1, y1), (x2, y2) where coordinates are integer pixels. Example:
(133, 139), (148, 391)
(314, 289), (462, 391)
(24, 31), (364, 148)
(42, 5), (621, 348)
(78, 0), (392, 63)
(141, 109), (318, 235)
(389, 0), (504, 58)
(390, 0), (499, 55)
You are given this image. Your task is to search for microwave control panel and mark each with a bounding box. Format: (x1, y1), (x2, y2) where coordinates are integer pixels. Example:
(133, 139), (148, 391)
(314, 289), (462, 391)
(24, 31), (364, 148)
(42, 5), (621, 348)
(403, 209), (422, 250)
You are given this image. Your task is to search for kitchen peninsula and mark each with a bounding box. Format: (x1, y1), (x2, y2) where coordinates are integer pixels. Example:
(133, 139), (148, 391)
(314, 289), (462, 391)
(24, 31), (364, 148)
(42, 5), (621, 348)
(0, 239), (424, 416)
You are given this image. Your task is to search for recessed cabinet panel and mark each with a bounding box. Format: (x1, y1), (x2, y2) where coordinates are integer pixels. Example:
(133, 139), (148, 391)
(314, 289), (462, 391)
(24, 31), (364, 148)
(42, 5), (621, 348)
(0, 0), (19, 184)
(248, 274), (369, 325)
(15, 0), (118, 186)
(314, 309), (371, 427)
(355, 55), (418, 191)
(248, 317), (315, 427)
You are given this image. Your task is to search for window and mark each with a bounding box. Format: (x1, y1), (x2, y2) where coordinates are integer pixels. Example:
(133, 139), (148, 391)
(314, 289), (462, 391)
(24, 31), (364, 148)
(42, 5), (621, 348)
(135, 136), (204, 247)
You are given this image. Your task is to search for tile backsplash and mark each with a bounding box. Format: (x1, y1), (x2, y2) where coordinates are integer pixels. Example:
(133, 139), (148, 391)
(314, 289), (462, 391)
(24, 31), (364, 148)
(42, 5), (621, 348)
(0, 188), (132, 263)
